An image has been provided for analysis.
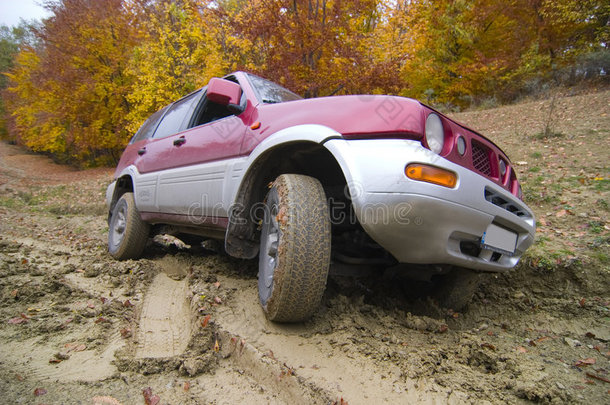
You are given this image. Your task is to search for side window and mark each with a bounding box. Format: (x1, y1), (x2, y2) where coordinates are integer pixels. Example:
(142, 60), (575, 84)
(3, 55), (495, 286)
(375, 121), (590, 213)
(189, 78), (244, 128)
(153, 91), (201, 139)
(130, 106), (168, 144)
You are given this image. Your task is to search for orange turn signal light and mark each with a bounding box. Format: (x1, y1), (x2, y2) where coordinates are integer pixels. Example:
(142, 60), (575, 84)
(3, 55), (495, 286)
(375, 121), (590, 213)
(405, 164), (457, 188)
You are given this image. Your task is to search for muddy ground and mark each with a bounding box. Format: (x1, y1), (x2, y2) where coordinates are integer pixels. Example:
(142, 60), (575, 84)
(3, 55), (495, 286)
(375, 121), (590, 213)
(0, 90), (608, 404)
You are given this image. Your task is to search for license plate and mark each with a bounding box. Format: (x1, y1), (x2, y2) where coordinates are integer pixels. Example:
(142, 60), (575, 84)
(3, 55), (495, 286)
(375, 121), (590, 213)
(481, 223), (517, 255)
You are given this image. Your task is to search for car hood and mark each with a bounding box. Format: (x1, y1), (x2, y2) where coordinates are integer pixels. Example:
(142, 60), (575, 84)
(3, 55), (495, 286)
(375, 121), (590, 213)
(251, 95), (427, 140)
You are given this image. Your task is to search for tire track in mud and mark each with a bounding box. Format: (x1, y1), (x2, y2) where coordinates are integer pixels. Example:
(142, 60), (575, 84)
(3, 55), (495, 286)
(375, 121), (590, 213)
(135, 272), (191, 359)
(212, 276), (464, 405)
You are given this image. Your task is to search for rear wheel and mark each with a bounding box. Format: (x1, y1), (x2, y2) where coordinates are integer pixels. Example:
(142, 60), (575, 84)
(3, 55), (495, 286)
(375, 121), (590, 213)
(258, 174), (331, 322)
(108, 192), (149, 260)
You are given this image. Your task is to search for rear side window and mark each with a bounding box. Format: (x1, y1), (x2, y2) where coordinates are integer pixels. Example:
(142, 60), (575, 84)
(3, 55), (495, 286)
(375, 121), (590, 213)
(153, 91), (201, 139)
(130, 106), (168, 144)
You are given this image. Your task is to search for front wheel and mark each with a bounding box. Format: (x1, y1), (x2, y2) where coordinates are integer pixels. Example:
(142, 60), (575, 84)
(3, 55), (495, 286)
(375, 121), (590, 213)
(258, 174), (331, 322)
(433, 267), (482, 310)
(108, 192), (150, 260)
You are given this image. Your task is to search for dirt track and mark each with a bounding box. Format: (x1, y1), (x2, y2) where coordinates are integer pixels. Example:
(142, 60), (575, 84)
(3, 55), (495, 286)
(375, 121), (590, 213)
(0, 90), (608, 404)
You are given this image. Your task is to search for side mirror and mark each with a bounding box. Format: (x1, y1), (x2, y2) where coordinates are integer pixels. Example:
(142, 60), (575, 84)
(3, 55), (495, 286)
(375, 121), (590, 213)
(207, 78), (243, 113)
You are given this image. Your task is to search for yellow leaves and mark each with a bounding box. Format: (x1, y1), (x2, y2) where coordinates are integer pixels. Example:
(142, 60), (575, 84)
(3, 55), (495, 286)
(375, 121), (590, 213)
(125, 0), (228, 132)
(2, 0), (605, 165)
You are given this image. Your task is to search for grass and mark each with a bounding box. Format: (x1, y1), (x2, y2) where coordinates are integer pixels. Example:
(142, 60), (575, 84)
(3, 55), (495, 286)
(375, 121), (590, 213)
(532, 132), (565, 140)
(0, 183), (106, 216)
(593, 178), (609, 192)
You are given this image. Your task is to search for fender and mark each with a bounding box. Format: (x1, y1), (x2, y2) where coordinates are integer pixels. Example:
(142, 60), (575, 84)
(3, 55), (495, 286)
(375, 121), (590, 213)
(224, 124), (344, 258)
(106, 165), (141, 210)
(226, 124), (343, 204)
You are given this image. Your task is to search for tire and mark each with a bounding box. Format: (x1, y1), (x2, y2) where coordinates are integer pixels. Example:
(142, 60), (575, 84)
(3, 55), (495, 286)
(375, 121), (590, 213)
(434, 267), (482, 310)
(258, 174), (331, 322)
(108, 192), (150, 260)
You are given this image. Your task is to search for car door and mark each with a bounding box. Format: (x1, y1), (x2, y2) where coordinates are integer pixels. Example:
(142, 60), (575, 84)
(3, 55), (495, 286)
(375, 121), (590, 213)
(156, 81), (249, 218)
(134, 91), (202, 212)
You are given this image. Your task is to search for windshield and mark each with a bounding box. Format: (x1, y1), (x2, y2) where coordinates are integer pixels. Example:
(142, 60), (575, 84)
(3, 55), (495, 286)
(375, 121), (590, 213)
(247, 74), (302, 104)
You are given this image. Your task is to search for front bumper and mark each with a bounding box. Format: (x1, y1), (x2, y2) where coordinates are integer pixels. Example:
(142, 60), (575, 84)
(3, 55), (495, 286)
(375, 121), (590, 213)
(325, 139), (535, 272)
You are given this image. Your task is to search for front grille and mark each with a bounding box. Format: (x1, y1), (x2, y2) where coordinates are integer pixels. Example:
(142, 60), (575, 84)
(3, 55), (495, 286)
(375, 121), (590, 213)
(484, 187), (530, 218)
(472, 141), (492, 176)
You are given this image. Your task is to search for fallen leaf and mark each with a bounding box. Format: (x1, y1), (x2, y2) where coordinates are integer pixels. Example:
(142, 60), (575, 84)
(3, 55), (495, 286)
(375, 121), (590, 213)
(10, 289), (18, 298)
(95, 317), (108, 324)
(65, 343), (87, 352)
(214, 339), (220, 352)
(21, 258), (28, 265)
(201, 315), (211, 328)
(123, 300), (134, 307)
(213, 281), (221, 289)
(142, 387), (160, 405)
(213, 296), (222, 305)
(34, 387), (47, 396)
(120, 327), (132, 338)
(92, 395), (123, 405)
(574, 358), (596, 367)
(585, 372), (610, 384)
(585, 332), (596, 339)
(481, 343), (496, 351)
(438, 324), (448, 333)
(74, 343), (87, 352)
(516, 346), (528, 353)
(49, 358), (62, 364)
(579, 298), (586, 307)
(556, 209), (567, 218)
(183, 382), (190, 391)
(7, 317), (27, 324)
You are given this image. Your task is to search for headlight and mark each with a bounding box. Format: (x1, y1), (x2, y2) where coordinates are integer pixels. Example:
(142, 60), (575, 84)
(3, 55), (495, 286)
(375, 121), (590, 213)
(425, 113), (444, 154)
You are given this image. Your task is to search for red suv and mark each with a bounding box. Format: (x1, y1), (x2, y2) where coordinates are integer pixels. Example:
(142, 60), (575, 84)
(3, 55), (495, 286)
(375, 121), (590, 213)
(106, 72), (535, 321)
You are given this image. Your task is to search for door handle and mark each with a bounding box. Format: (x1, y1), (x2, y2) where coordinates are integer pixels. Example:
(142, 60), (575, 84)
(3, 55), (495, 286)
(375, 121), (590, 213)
(173, 136), (186, 146)
(137, 147), (146, 156)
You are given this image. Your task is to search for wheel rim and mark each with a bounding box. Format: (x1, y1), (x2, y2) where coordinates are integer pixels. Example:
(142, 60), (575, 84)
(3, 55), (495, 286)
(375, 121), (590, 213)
(258, 191), (280, 305)
(111, 202), (127, 248)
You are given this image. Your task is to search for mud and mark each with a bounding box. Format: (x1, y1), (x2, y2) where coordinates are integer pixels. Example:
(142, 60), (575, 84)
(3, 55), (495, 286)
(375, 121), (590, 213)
(0, 90), (609, 405)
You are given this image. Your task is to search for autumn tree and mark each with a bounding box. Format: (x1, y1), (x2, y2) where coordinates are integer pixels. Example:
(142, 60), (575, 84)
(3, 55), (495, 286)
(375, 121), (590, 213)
(5, 0), (136, 164)
(0, 22), (39, 138)
(125, 0), (227, 133)
(215, 0), (387, 97)
(1, 0), (607, 165)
